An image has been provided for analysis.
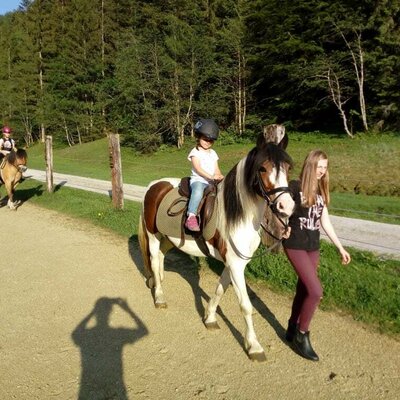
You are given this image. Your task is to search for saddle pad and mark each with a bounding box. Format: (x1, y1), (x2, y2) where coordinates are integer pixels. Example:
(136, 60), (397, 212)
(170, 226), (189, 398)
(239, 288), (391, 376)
(156, 187), (218, 241)
(156, 188), (189, 239)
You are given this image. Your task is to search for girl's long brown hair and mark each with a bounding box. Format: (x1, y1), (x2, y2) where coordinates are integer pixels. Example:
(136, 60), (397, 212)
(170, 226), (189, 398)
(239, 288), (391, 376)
(299, 150), (330, 207)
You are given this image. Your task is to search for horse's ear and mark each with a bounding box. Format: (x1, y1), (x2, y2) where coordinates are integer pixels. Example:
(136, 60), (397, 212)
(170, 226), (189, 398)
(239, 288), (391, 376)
(278, 133), (288, 150)
(257, 124), (288, 149)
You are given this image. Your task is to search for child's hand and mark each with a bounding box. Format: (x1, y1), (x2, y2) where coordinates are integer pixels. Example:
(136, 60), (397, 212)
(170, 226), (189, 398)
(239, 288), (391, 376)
(214, 173), (224, 182)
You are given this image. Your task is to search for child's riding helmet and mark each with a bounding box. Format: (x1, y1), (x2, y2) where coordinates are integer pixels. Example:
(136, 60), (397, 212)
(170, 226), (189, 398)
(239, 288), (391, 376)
(194, 119), (219, 141)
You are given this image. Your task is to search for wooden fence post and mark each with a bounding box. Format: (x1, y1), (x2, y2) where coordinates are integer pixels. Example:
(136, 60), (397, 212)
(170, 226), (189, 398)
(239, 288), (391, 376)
(45, 135), (54, 193)
(108, 133), (124, 209)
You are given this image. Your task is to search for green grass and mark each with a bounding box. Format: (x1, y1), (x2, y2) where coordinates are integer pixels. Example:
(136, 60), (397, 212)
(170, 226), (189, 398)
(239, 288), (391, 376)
(247, 243), (400, 336)
(13, 178), (400, 338)
(15, 179), (142, 237)
(26, 132), (400, 223)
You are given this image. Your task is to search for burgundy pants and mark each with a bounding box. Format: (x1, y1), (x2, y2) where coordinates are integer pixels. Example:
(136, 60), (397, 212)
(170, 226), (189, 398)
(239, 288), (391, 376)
(284, 248), (323, 332)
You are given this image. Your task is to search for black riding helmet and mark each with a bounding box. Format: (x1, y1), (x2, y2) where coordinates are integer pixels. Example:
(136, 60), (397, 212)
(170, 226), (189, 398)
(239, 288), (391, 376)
(194, 119), (219, 141)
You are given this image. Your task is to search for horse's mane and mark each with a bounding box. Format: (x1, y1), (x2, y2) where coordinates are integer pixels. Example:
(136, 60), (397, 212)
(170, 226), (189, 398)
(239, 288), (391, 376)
(223, 143), (293, 232)
(7, 149), (27, 164)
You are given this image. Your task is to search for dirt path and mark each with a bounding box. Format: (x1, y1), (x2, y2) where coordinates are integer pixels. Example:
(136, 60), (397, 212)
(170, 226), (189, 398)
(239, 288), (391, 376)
(1, 204), (399, 400)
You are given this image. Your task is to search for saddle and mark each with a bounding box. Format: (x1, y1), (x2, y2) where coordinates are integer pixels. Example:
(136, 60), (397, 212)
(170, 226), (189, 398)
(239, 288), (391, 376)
(156, 177), (219, 250)
(177, 177), (218, 227)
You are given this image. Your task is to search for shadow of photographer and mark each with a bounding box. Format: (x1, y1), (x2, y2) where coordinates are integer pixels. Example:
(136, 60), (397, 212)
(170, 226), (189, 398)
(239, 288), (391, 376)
(72, 297), (148, 400)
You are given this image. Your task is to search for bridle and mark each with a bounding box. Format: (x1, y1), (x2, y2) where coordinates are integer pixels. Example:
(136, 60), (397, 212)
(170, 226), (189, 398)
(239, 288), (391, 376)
(229, 169), (293, 261)
(256, 169), (293, 235)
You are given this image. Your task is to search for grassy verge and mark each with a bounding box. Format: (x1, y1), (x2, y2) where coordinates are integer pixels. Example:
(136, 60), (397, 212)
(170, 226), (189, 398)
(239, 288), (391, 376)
(15, 178), (400, 337)
(25, 132), (400, 224)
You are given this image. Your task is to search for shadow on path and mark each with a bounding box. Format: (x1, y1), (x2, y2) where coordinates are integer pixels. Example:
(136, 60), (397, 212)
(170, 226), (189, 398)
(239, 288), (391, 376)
(128, 235), (284, 355)
(72, 297), (148, 400)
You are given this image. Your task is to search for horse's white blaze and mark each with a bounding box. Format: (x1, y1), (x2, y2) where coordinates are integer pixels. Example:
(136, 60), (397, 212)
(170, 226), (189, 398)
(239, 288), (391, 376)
(270, 166), (294, 216)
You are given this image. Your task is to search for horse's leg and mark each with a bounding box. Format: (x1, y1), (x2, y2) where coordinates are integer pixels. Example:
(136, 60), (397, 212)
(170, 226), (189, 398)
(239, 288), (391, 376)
(5, 181), (17, 210)
(204, 266), (231, 330)
(159, 238), (174, 283)
(148, 234), (168, 309)
(229, 263), (266, 362)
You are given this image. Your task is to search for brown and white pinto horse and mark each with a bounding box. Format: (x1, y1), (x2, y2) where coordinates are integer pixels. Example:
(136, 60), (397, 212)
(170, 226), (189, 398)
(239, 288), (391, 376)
(0, 149), (28, 210)
(138, 137), (294, 361)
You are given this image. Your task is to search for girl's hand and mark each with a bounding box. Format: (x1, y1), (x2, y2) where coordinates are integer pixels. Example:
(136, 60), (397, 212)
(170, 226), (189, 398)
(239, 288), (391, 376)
(340, 249), (351, 265)
(213, 173), (224, 181)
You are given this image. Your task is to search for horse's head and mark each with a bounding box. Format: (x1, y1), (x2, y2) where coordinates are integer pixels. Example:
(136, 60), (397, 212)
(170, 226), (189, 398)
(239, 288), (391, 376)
(245, 143), (294, 218)
(257, 124), (288, 150)
(7, 149), (28, 173)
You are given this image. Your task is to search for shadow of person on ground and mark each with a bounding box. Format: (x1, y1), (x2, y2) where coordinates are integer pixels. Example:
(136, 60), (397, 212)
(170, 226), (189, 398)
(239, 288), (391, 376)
(128, 235), (245, 354)
(0, 184), (44, 208)
(72, 297), (148, 400)
(246, 285), (287, 341)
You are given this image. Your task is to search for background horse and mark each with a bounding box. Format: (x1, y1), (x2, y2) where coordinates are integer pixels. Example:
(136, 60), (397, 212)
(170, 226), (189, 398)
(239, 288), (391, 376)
(138, 136), (294, 361)
(0, 149), (28, 210)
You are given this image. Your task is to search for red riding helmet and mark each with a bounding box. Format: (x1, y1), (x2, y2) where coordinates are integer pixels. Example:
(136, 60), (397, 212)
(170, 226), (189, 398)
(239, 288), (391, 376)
(2, 126), (11, 134)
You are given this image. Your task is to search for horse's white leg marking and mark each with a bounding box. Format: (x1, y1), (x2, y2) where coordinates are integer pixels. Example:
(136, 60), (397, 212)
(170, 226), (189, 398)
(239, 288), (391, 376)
(159, 238), (174, 282)
(204, 266), (231, 330)
(7, 197), (17, 210)
(148, 234), (167, 308)
(229, 262), (266, 361)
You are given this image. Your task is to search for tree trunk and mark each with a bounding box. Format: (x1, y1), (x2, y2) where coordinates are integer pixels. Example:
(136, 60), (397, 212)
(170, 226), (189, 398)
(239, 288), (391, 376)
(326, 69), (354, 138)
(338, 28), (368, 132)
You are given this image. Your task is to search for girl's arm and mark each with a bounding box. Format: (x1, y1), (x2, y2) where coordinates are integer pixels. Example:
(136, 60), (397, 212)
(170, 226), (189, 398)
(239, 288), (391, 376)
(213, 161), (224, 181)
(320, 206), (351, 265)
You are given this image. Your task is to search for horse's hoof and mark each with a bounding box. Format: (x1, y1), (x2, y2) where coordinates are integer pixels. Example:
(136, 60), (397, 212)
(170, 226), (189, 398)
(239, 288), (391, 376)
(204, 320), (220, 330)
(155, 301), (167, 309)
(146, 277), (155, 289)
(248, 351), (267, 362)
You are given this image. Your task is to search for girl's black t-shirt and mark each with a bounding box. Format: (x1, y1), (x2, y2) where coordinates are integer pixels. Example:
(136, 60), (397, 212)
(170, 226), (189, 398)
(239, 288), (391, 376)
(282, 180), (325, 251)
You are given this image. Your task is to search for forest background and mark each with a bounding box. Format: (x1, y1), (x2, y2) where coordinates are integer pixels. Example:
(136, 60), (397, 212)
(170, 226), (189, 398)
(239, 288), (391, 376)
(0, 0), (399, 151)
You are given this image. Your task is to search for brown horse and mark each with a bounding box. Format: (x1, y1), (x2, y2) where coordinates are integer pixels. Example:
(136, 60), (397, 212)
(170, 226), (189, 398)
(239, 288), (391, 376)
(0, 149), (28, 210)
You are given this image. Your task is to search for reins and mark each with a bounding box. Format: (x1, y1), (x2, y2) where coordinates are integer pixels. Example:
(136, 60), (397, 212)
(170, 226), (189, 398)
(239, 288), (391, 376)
(228, 229), (284, 261)
(256, 171), (292, 230)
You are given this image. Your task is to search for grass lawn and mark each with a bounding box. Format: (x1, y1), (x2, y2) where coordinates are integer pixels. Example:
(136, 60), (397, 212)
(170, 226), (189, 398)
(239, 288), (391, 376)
(26, 132), (400, 224)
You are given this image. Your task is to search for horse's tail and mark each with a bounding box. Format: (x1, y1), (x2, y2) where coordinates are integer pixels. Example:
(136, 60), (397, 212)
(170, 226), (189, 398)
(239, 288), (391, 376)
(138, 211), (154, 287)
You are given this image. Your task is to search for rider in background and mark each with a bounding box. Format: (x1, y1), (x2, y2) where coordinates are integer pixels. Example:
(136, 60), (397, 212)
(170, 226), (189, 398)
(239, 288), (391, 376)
(185, 119), (224, 232)
(0, 126), (17, 156)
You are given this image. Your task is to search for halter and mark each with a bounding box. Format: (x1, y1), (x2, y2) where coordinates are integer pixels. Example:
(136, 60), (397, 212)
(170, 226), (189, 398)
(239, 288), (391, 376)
(256, 170), (292, 231)
(229, 170), (293, 261)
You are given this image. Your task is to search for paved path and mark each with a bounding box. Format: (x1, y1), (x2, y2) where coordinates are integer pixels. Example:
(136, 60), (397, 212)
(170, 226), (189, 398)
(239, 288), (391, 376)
(25, 169), (400, 260)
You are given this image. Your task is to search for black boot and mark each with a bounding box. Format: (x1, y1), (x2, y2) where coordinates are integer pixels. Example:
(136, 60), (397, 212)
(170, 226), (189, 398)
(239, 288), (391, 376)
(285, 320), (297, 342)
(293, 329), (319, 361)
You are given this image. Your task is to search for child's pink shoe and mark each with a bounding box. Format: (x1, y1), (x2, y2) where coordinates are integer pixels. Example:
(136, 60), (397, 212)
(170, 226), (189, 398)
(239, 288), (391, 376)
(185, 215), (200, 231)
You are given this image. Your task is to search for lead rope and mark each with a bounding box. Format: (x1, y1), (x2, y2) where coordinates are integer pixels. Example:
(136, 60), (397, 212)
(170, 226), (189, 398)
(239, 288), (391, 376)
(228, 224), (285, 261)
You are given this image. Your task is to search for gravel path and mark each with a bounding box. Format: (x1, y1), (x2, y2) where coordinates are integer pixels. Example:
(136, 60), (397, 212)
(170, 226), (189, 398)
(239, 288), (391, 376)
(25, 169), (400, 260)
(1, 203), (399, 400)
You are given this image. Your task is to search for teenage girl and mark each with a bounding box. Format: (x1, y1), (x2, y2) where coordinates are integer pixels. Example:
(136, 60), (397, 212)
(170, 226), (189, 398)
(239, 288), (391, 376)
(283, 149), (351, 361)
